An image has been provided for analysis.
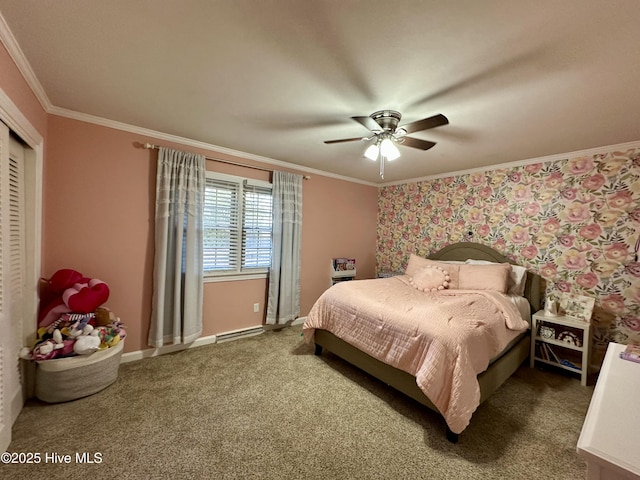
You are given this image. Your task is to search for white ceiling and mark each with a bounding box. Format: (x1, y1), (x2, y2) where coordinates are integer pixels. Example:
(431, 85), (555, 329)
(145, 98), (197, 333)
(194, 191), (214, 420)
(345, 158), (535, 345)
(1, 1), (640, 184)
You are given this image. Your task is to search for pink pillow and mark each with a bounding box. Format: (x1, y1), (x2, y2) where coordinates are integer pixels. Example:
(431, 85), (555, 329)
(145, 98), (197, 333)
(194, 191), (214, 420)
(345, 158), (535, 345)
(458, 263), (511, 293)
(406, 254), (460, 288)
(410, 265), (451, 292)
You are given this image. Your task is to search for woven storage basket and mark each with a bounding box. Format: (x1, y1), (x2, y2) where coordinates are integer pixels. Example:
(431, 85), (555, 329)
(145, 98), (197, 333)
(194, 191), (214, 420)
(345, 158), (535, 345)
(35, 340), (124, 403)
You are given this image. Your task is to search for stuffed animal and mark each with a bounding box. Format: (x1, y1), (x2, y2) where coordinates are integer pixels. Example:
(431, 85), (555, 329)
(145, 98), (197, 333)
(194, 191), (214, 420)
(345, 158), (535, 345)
(95, 322), (126, 349)
(73, 334), (101, 355)
(22, 279), (125, 360)
(38, 269), (109, 328)
(19, 328), (75, 361)
(94, 307), (116, 326)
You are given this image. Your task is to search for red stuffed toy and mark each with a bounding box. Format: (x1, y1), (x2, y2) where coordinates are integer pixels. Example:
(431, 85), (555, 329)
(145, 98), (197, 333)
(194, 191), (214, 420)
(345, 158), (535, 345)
(38, 269), (109, 328)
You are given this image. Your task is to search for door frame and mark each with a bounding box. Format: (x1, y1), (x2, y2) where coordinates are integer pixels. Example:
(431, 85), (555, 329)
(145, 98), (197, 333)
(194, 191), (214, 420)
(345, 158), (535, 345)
(0, 86), (43, 451)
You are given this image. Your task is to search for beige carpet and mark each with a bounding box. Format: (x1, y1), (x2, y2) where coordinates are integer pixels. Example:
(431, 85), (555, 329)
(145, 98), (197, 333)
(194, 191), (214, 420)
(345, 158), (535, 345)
(6, 325), (593, 479)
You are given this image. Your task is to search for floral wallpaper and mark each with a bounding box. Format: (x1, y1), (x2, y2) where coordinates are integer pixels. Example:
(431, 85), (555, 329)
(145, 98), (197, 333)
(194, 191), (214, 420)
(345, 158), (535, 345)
(377, 147), (640, 363)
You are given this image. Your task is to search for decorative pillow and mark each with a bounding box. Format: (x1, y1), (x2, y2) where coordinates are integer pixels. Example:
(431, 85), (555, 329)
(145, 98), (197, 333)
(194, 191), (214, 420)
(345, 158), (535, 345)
(405, 254), (460, 288)
(410, 265), (450, 292)
(466, 259), (528, 296)
(458, 263), (511, 293)
(405, 253), (429, 277)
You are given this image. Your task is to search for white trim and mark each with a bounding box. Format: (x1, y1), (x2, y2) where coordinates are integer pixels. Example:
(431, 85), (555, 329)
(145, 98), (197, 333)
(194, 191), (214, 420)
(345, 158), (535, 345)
(120, 334), (218, 363)
(0, 82), (43, 451)
(204, 272), (268, 283)
(9, 387), (21, 424)
(120, 325), (265, 363)
(52, 106), (378, 186)
(0, 89), (44, 349)
(0, 88), (43, 148)
(216, 326), (263, 343)
(381, 140), (640, 187)
(0, 14), (52, 112)
(51, 102), (640, 190)
(205, 170), (272, 190)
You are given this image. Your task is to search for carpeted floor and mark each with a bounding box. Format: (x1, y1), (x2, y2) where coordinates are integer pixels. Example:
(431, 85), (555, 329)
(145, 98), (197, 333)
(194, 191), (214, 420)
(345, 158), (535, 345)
(5, 325), (593, 479)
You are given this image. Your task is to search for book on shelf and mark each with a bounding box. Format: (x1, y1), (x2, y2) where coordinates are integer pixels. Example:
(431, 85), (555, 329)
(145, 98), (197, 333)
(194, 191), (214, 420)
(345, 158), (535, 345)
(332, 258), (355, 271)
(619, 344), (640, 364)
(544, 344), (561, 364)
(560, 358), (581, 369)
(538, 342), (583, 369)
(536, 343), (547, 361)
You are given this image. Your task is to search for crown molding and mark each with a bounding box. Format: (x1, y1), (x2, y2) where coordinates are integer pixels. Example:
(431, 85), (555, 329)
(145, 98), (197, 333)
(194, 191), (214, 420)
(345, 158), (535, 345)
(0, 86), (43, 147)
(0, 12), (52, 112)
(49, 105), (378, 187)
(381, 140), (640, 187)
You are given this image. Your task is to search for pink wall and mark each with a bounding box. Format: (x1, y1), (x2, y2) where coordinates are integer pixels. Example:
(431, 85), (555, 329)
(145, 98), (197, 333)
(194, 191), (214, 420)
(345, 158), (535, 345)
(300, 174), (378, 313)
(43, 115), (378, 352)
(44, 117), (156, 353)
(0, 42), (48, 137)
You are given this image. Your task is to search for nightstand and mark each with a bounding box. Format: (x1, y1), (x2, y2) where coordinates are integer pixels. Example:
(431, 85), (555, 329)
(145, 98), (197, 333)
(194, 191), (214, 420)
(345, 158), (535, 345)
(530, 310), (591, 386)
(376, 271), (403, 278)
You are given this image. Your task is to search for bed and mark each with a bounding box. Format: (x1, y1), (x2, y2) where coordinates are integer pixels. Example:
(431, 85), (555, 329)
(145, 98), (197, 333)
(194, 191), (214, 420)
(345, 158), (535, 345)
(303, 242), (542, 442)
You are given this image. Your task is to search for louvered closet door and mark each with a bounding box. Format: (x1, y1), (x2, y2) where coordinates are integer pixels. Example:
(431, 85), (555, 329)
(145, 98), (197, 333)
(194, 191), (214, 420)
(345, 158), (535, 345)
(0, 121), (25, 452)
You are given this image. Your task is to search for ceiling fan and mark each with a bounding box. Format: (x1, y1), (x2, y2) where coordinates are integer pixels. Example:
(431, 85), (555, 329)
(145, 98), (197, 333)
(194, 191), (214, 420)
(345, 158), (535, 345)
(324, 110), (449, 178)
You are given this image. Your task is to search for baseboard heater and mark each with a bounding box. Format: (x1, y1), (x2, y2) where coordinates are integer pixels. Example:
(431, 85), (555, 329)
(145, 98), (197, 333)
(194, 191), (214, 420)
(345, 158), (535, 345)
(216, 326), (264, 343)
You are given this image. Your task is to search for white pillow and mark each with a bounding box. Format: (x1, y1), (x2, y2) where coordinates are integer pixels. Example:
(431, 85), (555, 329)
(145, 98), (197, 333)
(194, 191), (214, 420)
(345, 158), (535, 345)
(465, 259), (527, 296)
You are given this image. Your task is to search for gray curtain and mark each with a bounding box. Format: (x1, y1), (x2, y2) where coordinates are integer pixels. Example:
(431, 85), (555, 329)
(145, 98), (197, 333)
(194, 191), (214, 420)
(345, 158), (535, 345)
(149, 147), (205, 347)
(266, 171), (303, 325)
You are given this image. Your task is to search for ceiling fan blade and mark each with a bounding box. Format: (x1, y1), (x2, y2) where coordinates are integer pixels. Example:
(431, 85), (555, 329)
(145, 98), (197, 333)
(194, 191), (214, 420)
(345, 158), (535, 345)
(351, 116), (383, 133)
(400, 114), (449, 134)
(324, 137), (365, 144)
(401, 137), (437, 150)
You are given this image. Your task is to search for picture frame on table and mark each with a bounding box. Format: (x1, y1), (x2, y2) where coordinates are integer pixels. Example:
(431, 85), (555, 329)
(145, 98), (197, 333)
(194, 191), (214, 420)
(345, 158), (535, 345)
(557, 293), (595, 323)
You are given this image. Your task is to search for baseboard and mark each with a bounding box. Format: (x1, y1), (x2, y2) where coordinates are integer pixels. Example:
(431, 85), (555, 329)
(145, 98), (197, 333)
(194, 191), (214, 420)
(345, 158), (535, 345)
(263, 316), (306, 332)
(11, 386), (22, 425)
(120, 334), (218, 363)
(120, 325), (265, 363)
(216, 326), (263, 343)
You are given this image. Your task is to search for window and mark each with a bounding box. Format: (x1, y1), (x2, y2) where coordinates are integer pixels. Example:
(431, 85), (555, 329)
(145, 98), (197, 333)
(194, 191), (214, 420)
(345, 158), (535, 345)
(203, 172), (273, 279)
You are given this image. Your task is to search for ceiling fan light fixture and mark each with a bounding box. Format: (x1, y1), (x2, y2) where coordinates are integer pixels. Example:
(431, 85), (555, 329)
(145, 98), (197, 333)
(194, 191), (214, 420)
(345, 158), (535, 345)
(364, 143), (380, 161)
(380, 138), (400, 161)
(324, 110), (448, 178)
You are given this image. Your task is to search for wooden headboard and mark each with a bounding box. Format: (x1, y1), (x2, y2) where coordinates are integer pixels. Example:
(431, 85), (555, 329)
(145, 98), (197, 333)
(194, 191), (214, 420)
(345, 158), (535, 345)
(428, 242), (542, 313)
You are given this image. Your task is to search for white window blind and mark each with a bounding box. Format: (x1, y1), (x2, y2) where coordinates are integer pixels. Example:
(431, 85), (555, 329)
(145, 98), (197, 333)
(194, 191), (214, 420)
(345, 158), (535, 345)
(242, 183), (273, 269)
(204, 172), (272, 277)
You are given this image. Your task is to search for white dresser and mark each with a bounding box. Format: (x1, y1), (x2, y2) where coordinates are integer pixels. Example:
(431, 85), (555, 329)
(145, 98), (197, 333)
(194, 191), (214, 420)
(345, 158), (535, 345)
(577, 342), (640, 479)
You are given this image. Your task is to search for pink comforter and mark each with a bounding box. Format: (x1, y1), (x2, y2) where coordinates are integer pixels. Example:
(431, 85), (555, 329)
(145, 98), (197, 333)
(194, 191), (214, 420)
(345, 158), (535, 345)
(303, 276), (529, 434)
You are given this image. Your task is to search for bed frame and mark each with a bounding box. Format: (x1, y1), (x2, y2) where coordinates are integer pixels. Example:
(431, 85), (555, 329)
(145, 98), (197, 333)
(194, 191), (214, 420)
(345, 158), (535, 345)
(312, 242), (542, 443)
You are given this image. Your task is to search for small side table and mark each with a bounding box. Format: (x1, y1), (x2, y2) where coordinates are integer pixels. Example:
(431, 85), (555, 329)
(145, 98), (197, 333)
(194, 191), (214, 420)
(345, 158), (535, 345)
(376, 271), (403, 278)
(530, 310), (591, 386)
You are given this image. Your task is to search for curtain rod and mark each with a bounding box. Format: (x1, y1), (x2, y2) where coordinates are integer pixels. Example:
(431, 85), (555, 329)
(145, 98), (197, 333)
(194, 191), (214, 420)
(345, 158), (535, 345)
(141, 142), (310, 179)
